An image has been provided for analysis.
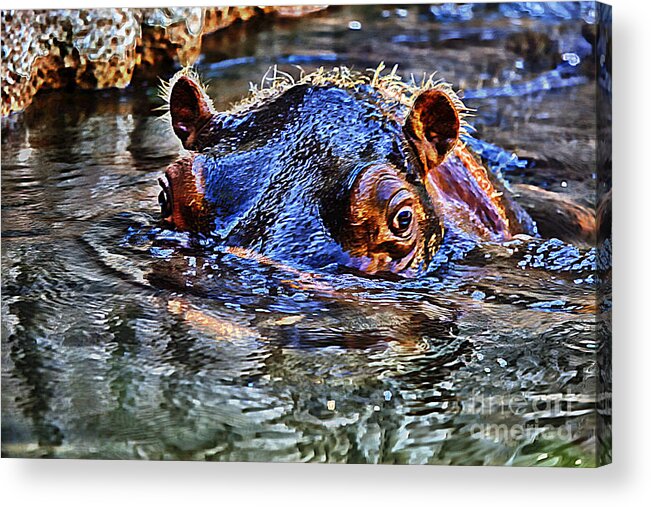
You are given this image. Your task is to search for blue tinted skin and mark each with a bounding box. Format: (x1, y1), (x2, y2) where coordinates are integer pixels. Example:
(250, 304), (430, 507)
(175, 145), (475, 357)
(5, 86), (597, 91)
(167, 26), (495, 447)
(183, 84), (438, 271)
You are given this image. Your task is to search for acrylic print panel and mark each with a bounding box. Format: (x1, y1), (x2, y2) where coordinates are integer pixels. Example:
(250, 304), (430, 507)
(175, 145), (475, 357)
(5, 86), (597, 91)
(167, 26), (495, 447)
(1, 2), (611, 466)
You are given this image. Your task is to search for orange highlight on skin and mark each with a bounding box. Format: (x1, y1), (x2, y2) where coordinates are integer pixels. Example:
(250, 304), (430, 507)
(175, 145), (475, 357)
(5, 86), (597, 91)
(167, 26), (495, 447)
(454, 145), (511, 234)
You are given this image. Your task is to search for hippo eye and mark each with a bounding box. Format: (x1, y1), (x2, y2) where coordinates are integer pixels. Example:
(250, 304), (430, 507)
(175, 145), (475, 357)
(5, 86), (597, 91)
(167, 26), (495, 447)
(390, 205), (414, 237)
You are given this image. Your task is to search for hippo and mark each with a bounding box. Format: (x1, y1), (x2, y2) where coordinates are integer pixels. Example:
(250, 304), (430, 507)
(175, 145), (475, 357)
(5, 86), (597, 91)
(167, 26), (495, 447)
(157, 66), (541, 277)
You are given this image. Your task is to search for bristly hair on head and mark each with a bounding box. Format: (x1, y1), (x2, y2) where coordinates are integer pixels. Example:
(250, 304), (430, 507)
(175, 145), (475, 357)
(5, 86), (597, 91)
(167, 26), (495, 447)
(157, 63), (471, 135)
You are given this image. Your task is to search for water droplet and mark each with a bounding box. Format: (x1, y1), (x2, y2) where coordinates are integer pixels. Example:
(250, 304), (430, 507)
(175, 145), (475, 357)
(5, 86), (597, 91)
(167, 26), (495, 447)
(562, 52), (581, 66)
(471, 290), (486, 301)
(348, 20), (362, 30)
(17, 148), (34, 162)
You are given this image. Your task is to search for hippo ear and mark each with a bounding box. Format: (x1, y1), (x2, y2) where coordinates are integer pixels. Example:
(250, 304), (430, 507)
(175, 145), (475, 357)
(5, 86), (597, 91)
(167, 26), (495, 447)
(169, 75), (214, 148)
(404, 89), (460, 167)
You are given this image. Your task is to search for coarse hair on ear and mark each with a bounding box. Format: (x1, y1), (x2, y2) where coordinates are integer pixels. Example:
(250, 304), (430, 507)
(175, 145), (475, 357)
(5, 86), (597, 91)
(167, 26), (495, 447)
(162, 68), (215, 149)
(403, 89), (461, 168)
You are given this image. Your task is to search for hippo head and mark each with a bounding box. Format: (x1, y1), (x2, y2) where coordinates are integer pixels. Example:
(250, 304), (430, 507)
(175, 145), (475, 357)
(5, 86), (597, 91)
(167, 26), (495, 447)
(158, 68), (522, 277)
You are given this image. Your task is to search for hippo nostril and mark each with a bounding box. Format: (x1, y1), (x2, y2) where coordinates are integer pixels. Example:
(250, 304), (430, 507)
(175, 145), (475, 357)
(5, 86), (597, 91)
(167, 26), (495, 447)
(158, 177), (173, 219)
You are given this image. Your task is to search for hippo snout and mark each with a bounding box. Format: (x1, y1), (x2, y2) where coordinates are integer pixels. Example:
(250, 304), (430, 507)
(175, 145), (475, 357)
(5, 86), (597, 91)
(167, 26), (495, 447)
(158, 155), (212, 233)
(158, 173), (173, 220)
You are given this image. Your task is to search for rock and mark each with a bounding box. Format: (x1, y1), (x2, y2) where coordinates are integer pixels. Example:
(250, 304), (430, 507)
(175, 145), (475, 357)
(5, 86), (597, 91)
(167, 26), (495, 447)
(0, 6), (328, 116)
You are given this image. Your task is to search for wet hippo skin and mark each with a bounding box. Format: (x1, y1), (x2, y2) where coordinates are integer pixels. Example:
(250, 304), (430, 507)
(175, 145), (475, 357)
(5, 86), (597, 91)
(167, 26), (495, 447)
(158, 66), (593, 277)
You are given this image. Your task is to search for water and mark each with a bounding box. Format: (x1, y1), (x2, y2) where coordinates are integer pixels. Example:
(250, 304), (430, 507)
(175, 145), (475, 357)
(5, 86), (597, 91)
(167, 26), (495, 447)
(1, 4), (610, 465)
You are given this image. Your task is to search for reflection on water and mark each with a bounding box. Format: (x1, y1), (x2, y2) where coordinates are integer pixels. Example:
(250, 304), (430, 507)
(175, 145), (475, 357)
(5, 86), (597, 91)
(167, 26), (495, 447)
(1, 4), (610, 465)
